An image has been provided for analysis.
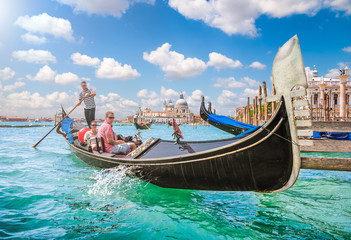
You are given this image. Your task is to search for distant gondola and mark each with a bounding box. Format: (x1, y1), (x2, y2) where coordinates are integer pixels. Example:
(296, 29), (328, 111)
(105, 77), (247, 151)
(134, 118), (152, 130)
(200, 98), (256, 135)
(57, 35), (305, 193)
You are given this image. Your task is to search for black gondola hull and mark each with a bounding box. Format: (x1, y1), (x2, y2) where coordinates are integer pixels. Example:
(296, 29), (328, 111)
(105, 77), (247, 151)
(63, 99), (294, 192)
(200, 98), (249, 135)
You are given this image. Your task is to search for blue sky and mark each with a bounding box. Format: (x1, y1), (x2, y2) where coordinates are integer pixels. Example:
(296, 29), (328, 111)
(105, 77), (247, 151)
(0, 0), (350, 118)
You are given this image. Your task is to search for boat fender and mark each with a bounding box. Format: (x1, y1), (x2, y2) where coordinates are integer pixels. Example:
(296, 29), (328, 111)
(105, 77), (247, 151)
(78, 128), (90, 142)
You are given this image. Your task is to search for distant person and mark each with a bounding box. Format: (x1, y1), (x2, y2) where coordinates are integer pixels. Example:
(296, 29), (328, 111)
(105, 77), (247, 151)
(84, 120), (98, 151)
(98, 111), (136, 154)
(77, 81), (96, 128)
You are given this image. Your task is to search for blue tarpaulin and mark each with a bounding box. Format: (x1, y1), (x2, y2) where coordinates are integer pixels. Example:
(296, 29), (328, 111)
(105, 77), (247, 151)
(312, 131), (351, 140)
(208, 113), (257, 130)
(60, 117), (75, 143)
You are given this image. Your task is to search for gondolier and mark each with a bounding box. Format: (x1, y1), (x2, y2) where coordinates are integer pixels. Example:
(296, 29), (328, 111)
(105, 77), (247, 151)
(77, 81), (96, 128)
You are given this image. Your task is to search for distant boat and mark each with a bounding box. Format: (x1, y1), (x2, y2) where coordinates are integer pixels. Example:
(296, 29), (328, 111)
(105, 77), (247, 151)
(200, 98), (256, 135)
(134, 118), (152, 130)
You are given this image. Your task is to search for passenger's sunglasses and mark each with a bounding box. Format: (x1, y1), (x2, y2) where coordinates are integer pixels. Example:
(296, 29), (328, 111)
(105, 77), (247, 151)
(108, 117), (114, 119)
(91, 124), (97, 126)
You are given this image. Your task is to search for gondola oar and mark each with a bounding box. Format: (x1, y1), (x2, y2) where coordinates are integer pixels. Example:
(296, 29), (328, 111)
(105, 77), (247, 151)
(32, 95), (88, 148)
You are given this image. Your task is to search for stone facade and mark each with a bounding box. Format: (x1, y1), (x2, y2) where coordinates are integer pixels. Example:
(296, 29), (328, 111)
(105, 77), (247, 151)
(307, 67), (351, 121)
(138, 93), (195, 124)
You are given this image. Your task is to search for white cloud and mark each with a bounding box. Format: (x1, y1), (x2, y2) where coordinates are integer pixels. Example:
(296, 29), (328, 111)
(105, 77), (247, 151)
(207, 52), (243, 70)
(12, 49), (56, 64)
(186, 89), (206, 106)
(243, 88), (259, 97)
(96, 57), (140, 80)
(0, 67), (16, 80)
(249, 61), (266, 69)
(169, 0), (259, 37)
(137, 87), (180, 108)
(217, 90), (238, 106)
(160, 86), (179, 99)
(57, 0), (155, 18)
(342, 46), (351, 52)
(169, 0), (326, 37)
(27, 65), (56, 83)
(55, 72), (80, 85)
(27, 65), (80, 85)
(71, 52), (100, 66)
(140, 98), (162, 108)
(242, 76), (260, 87)
(258, 0), (321, 18)
(325, 68), (340, 79)
(14, 13), (74, 41)
(305, 66), (313, 80)
(213, 77), (246, 88)
(97, 92), (139, 117)
(324, 0), (351, 15)
(58, 0), (129, 17)
(2, 82), (25, 92)
(137, 89), (158, 99)
(21, 33), (47, 44)
(143, 43), (207, 80)
(6, 91), (72, 109)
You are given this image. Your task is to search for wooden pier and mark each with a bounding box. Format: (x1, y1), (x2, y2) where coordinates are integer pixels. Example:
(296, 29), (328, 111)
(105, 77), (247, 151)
(310, 121), (351, 132)
(233, 81), (351, 172)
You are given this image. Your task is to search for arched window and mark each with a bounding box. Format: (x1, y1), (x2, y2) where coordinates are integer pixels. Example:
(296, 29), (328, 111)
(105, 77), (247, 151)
(314, 94), (318, 104)
(334, 94), (338, 105)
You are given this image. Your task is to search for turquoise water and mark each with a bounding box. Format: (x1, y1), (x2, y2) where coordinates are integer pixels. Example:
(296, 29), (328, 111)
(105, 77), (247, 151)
(0, 122), (350, 239)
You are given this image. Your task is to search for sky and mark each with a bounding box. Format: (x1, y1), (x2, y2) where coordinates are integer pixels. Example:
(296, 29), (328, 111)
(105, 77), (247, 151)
(0, 0), (350, 119)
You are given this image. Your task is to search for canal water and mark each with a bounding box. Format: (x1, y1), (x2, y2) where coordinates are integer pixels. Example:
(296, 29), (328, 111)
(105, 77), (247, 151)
(0, 123), (350, 239)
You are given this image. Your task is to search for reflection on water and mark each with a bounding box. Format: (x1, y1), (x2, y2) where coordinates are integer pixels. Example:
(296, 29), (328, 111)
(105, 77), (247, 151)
(0, 123), (350, 239)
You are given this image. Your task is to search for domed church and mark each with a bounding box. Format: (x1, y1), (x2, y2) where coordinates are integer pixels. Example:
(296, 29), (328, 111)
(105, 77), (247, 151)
(142, 92), (194, 124)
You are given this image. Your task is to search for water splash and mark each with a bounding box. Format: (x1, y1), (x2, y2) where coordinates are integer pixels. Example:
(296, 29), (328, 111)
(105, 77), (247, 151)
(87, 166), (141, 197)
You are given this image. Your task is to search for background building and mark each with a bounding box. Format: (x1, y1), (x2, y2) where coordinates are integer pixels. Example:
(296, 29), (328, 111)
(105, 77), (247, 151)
(307, 67), (350, 121)
(137, 92), (195, 124)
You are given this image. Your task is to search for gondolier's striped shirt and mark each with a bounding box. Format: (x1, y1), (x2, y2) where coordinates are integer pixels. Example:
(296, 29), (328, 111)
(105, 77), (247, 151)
(79, 89), (96, 109)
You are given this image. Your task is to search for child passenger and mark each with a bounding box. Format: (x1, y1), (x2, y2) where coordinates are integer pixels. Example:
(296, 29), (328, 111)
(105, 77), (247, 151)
(84, 120), (98, 151)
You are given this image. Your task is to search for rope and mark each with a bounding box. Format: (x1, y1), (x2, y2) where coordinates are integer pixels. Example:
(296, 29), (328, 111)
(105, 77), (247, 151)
(262, 127), (299, 146)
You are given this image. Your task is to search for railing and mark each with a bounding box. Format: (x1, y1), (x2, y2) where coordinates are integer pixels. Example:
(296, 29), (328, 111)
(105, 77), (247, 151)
(312, 117), (351, 122)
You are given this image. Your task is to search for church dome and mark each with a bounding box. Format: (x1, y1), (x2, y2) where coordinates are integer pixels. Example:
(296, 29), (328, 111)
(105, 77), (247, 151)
(176, 99), (188, 107)
(176, 92), (188, 107)
(167, 99), (174, 108)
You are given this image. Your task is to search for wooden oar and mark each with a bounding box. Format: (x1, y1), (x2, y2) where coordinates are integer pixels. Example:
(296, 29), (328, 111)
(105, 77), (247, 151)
(32, 96), (87, 148)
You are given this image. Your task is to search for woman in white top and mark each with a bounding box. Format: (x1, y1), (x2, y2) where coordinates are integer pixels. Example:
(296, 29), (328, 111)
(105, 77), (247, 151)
(84, 120), (98, 151)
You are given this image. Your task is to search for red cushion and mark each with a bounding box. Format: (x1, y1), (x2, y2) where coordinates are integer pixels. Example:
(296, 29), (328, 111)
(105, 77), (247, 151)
(78, 128), (90, 142)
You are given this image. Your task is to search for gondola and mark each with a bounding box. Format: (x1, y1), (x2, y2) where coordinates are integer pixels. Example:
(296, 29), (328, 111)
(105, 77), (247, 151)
(57, 35), (305, 193)
(200, 98), (256, 135)
(201, 102), (351, 140)
(134, 118), (152, 130)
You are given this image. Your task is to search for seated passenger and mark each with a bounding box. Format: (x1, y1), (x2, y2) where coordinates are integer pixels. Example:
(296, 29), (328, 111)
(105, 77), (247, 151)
(84, 120), (98, 151)
(98, 111), (136, 154)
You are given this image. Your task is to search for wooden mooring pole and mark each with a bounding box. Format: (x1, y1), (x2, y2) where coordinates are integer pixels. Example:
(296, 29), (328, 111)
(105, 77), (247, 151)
(301, 156), (351, 172)
(263, 81), (268, 121)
